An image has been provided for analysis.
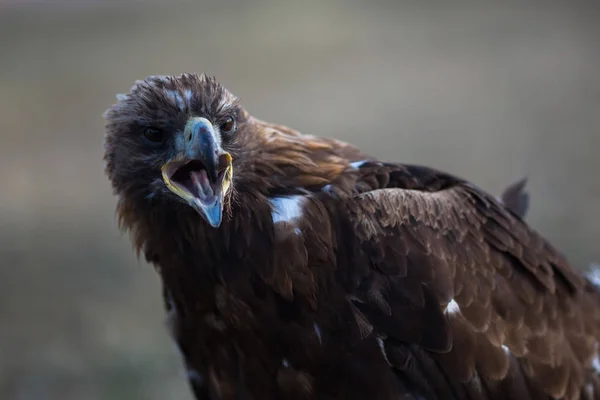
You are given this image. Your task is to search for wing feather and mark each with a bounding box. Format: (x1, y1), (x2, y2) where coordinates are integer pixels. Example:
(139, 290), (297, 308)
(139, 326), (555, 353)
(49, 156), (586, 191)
(341, 164), (599, 399)
(252, 123), (600, 398)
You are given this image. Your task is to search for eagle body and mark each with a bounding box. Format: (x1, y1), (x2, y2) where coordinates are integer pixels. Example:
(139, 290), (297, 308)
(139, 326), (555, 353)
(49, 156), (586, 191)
(104, 74), (600, 400)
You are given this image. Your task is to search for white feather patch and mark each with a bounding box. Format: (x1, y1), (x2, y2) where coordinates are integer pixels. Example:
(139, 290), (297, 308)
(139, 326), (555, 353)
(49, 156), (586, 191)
(445, 299), (460, 314)
(593, 354), (600, 373)
(350, 160), (370, 169)
(586, 263), (600, 288)
(184, 89), (193, 102)
(165, 90), (185, 111)
(376, 337), (391, 365)
(270, 196), (304, 224)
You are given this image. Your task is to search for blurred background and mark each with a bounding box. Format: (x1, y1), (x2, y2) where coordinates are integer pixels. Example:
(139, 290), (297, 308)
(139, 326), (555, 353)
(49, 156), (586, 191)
(1, 1), (599, 399)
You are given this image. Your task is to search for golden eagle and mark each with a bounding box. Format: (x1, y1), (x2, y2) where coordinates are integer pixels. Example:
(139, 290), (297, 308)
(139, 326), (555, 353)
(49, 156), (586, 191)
(103, 73), (600, 400)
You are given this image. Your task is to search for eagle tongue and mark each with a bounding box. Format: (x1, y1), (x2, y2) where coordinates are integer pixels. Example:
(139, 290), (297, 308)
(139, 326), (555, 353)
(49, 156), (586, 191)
(189, 169), (215, 200)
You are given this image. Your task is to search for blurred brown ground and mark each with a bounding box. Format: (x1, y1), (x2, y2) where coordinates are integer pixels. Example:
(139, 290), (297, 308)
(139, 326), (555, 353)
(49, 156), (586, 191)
(1, 1), (599, 399)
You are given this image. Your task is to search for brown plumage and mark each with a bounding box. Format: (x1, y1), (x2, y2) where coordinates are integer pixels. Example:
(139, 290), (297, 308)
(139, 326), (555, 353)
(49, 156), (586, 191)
(103, 73), (600, 400)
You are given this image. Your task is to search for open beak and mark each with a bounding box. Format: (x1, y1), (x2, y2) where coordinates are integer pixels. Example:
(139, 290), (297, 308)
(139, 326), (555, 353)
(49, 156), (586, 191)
(161, 117), (233, 228)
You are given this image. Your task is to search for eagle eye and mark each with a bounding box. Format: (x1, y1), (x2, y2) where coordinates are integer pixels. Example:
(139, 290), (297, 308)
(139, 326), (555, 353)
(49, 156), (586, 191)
(143, 127), (166, 144)
(219, 116), (236, 135)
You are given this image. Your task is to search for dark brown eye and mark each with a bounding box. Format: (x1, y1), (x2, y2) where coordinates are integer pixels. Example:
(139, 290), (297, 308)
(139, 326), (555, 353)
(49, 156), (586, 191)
(143, 127), (165, 143)
(219, 116), (236, 135)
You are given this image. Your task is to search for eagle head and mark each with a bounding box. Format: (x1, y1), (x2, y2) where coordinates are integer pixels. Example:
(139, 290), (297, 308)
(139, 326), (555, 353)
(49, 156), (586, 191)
(103, 73), (247, 228)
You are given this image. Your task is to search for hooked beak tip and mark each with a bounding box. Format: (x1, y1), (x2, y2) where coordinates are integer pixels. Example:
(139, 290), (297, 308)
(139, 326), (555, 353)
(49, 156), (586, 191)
(201, 198), (224, 228)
